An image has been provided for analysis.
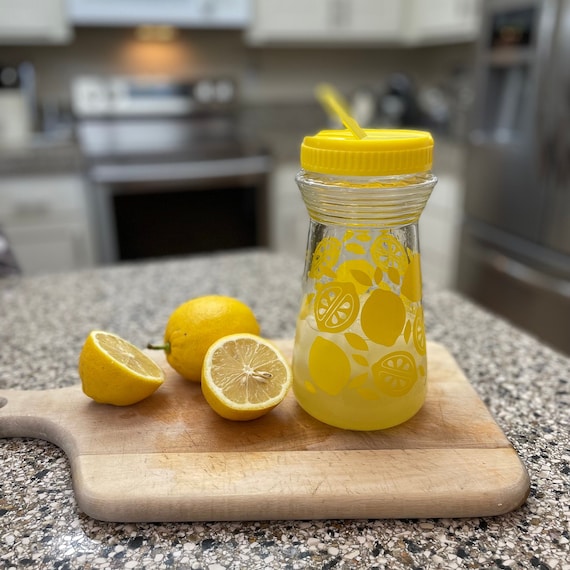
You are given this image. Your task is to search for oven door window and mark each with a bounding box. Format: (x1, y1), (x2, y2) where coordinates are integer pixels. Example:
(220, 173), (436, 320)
(112, 184), (261, 260)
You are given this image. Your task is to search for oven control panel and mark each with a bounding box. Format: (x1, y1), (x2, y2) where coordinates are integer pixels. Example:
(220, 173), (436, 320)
(71, 76), (236, 117)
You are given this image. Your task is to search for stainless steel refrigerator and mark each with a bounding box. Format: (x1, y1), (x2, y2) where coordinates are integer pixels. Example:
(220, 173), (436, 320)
(458, 0), (570, 354)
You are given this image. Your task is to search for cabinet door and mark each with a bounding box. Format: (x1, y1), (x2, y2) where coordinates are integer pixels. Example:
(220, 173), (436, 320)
(419, 174), (465, 288)
(343, 0), (403, 40)
(68, 0), (250, 27)
(406, 0), (481, 44)
(247, 0), (402, 44)
(0, 0), (71, 43)
(4, 223), (91, 276)
(0, 174), (95, 275)
(249, 0), (328, 42)
(0, 175), (87, 224)
(269, 163), (308, 261)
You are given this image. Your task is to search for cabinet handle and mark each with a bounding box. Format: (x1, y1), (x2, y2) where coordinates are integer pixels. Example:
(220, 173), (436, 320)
(89, 156), (271, 185)
(483, 250), (570, 299)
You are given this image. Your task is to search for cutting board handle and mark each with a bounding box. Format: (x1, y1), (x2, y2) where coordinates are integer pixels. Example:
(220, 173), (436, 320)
(0, 387), (81, 455)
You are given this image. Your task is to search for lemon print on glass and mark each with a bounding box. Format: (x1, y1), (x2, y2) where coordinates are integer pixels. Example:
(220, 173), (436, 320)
(336, 259), (376, 295)
(345, 242), (367, 255)
(361, 289), (406, 346)
(372, 351), (418, 397)
(413, 306), (427, 355)
(314, 281), (359, 332)
(402, 252), (422, 302)
(308, 236), (341, 279)
(343, 229), (372, 243)
(308, 336), (351, 396)
(371, 233), (409, 276)
(344, 332), (368, 351)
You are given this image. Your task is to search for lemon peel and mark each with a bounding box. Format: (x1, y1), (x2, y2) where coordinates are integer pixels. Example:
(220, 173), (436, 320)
(148, 295), (260, 382)
(79, 331), (164, 406)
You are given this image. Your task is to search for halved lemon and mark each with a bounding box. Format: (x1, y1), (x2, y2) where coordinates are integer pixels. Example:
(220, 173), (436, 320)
(201, 333), (292, 421)
(79, 331), (165, 406)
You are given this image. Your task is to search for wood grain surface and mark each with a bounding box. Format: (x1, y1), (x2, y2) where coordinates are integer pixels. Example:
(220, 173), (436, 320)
(0, 341), (530, 522)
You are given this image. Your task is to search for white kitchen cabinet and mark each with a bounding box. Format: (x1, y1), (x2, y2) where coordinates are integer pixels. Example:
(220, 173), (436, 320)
(246, 0), (481, 46)
(404, 0), (482, 45)
(0, 174), (95, 275)
(247, 0), (403, 45)
(0, 0), (71, 44)
(419, 174), (465, 289)
(268, 162), (308, 261)
(68, 0), (250, 28)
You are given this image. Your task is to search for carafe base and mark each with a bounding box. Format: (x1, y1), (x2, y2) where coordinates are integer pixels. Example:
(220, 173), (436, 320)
(293, 386), (426, 431)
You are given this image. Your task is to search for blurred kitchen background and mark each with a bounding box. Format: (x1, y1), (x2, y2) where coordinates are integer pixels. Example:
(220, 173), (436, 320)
(0, 0), (569, 354)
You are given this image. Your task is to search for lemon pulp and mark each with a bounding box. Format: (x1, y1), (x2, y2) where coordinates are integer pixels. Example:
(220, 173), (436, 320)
(201, 333), (292, 421)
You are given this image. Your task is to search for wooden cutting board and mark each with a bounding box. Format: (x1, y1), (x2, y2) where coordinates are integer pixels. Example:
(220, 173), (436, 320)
(0, 340), (529, 522)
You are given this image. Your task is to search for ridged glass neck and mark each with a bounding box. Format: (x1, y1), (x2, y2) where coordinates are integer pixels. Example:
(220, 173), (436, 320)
(296, 170), (437, 227)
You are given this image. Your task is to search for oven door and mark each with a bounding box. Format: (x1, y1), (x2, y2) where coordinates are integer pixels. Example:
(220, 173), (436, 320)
(86, 154), (271, 263)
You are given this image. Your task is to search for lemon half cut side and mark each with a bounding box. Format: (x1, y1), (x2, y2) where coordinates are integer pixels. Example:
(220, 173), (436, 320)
(79, 330), (165, 406)
(201, 333), (293, 421)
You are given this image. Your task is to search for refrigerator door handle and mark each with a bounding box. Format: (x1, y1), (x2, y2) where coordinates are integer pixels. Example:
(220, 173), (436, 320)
(483, 251), (570, 299)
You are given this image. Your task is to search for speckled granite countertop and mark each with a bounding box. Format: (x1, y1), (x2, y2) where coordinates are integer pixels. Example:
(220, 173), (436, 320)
(1, 250), (569, 570)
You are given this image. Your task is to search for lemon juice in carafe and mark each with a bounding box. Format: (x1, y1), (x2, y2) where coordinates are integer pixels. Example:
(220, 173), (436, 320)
(292, 121), (436, 430)
(293, 316), (427, 431)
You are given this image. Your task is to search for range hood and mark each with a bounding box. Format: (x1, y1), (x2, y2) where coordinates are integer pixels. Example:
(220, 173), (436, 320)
(68, 0), (250, 28)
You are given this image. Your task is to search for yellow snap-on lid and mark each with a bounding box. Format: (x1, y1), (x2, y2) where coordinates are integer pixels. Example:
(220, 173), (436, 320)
(300, 128), (434, 176)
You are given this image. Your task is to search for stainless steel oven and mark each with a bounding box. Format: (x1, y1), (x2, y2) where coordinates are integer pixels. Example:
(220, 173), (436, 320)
(73, 76), (271, 264)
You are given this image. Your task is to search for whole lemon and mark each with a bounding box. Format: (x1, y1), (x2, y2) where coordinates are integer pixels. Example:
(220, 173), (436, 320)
(149, 295), (260, 382)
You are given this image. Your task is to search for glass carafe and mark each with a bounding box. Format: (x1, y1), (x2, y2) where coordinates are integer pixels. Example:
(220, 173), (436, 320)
(292, 129), (437, 430)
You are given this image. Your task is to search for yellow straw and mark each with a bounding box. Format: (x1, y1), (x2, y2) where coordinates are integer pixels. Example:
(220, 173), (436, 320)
(316, 83), (367, 139)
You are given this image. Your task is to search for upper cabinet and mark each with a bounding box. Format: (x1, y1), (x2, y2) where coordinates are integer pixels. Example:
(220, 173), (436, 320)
(0, 0), (480, 45)
(247, 0), (403, 45)
(246, 0), (482, 46)
(404, 0), (481, 45)
(0, 0), (72, 44)
(68, 0), (250, 28)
